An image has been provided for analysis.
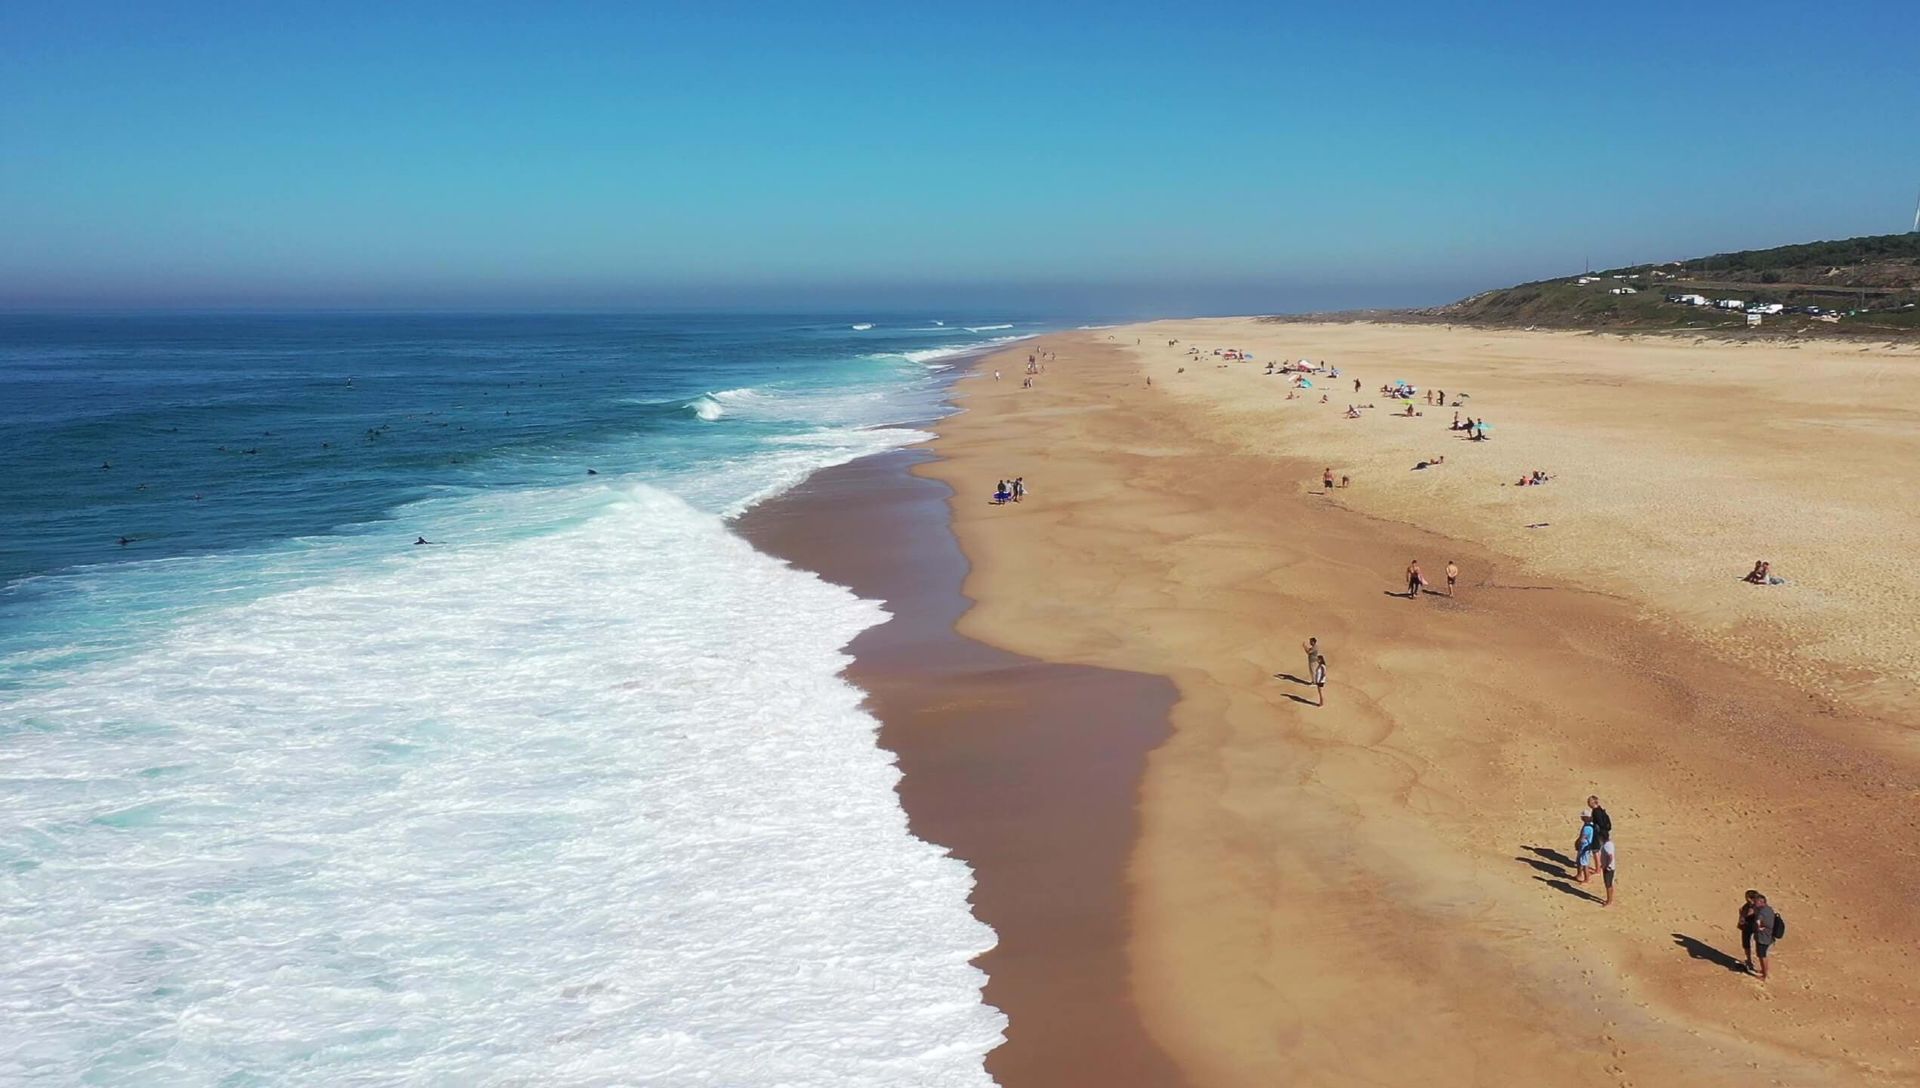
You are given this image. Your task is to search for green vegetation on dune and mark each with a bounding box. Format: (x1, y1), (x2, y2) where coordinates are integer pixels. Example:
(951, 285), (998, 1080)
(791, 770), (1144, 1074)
(1421, 232), (1920, 336)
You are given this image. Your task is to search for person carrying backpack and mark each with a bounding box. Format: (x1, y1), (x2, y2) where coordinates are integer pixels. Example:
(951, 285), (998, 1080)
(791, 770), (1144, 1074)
(1750, 892), (1784, 981)
(1586, 795), (1612, 845)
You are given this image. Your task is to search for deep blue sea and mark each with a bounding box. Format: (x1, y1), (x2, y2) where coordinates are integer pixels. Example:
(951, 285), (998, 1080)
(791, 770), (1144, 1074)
(0, 313), (1059, 1086)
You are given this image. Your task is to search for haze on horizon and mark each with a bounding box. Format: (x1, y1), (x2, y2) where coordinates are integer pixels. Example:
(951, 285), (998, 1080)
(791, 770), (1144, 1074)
(3, 1), (1916, 314)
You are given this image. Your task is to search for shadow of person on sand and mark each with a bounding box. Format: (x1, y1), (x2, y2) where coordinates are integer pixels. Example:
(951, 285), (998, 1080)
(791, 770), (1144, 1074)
(1524, 845), (1579, 869)
(1383, 589), (1420, 600)
(1514, 855), (1568, 879)
(1534, 876), (1603, 903)
(1671, 934), (1748, 972)
(1274, 672), (1313, 686)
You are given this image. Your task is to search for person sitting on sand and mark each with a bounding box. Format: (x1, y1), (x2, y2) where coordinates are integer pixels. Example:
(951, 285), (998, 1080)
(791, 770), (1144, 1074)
(1744, 560), (1770, 584)
(1345, 405), (1362, 419)
(1404, 402), (1418, 417)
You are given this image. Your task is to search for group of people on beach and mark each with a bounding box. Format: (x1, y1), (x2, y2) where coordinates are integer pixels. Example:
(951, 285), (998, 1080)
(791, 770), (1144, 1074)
(992, 477), (1026, 504)
(1450, 412), (1489, 440)
(1022, 354), (1044, 389)
(1264, 351), (1792, 988)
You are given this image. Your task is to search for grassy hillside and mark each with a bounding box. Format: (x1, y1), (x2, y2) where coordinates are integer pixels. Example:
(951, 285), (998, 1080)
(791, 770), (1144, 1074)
(1415, 233), (1920, 336)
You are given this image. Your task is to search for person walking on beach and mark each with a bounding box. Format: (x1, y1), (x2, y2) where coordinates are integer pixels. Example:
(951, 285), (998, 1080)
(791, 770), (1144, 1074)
(1751, 893), (1779, 981)
(1598, 834), (1616, 906)
(1574, 811), (1596, 883)
(1587, 796), (1612, 846)
(1406, 560), (1425, 598)
(1312, 654), (1327, 706)
(1445, 561), (1459, 597)
(1738, 890), (1762, 971)
(1323, 467), (1335, 492)
(1302, 636), (1322, 678)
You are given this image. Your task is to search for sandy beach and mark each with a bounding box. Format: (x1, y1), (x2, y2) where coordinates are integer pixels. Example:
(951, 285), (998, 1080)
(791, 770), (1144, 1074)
(886, 324), (1920, 1086)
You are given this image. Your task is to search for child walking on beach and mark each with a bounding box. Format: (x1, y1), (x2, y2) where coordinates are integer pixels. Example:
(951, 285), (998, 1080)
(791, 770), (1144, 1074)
(1574, 811), (1596, 883)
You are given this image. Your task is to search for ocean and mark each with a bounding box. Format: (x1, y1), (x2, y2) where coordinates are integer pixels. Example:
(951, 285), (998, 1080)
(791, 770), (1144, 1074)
(0, 313), (1054, 1086)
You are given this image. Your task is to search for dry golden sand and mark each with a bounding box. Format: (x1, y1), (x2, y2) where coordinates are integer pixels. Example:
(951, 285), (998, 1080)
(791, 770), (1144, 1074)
(920, 327), (1920, 1087)
(1135, 320), (1920, 720)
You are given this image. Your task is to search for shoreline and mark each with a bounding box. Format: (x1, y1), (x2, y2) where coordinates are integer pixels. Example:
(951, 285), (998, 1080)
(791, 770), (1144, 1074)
(736, 447), (1184, 1087)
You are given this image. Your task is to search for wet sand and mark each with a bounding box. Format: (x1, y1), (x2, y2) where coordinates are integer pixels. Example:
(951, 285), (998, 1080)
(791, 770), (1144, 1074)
(915, 331), (1920, 1086)
(738, 449), (1184, 1087)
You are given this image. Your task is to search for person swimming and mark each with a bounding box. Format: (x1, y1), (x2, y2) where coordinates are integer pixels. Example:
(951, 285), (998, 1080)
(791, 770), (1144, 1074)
(414, 536), (435, 545)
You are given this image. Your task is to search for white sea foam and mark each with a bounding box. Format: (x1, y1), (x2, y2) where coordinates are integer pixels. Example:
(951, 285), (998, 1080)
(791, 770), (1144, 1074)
(884, 335), (1035, 368)
(961, 324), (1013, 332)
(682, 425), (934, 516)
(0, 481), (1004, 1086)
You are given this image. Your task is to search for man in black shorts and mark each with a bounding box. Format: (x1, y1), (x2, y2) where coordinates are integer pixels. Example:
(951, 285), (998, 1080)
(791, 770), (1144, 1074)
(1751, 893), (1777, 981)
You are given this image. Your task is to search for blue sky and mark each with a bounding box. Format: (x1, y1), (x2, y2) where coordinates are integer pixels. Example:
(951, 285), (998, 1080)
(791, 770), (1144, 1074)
(3, 1), (1916, 312)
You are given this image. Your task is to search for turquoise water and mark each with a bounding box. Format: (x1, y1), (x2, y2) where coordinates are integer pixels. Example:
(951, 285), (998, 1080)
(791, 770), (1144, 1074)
(0, 313), (1058, 1086)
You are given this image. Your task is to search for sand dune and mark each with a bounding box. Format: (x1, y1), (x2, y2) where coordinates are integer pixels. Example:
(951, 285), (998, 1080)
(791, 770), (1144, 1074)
(921, 326), (1920, 1087)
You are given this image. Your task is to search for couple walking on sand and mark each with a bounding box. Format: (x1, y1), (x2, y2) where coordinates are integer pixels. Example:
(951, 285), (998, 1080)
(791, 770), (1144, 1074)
(1738, 890), (1787, 981)
(1405, 560), (1460, 598)
(1573, 796), (1616, 906)
(1300, 637), (1328, 706)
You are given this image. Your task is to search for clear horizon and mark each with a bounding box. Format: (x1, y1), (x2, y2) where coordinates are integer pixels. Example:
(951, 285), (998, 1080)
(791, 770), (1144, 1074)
(4, 1), (1917, 312)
